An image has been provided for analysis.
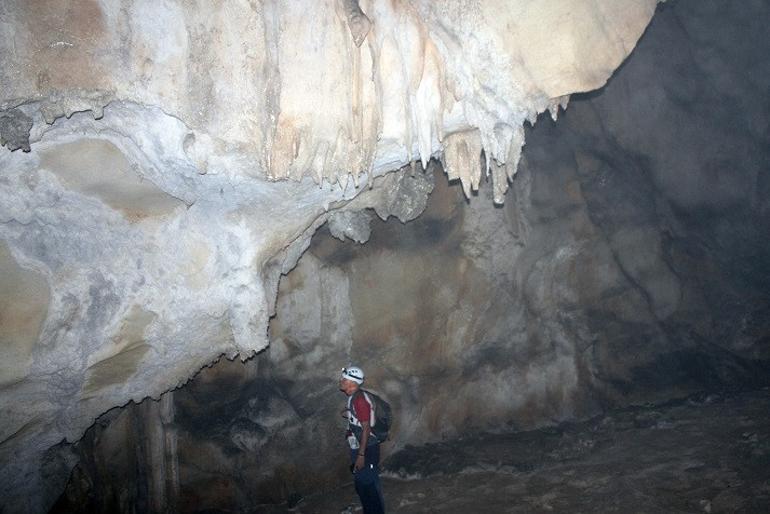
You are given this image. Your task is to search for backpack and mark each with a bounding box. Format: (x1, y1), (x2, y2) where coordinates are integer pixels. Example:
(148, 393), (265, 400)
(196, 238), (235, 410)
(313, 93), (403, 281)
(354, 389), (393, 442)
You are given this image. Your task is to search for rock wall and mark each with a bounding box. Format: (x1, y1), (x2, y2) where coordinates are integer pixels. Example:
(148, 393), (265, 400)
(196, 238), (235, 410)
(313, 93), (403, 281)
(51, 1), (770, 510)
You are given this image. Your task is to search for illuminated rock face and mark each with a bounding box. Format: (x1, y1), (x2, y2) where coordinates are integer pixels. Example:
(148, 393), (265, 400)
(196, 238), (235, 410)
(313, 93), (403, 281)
(1, 0), (657, 192)
(0, 1), (661, 512)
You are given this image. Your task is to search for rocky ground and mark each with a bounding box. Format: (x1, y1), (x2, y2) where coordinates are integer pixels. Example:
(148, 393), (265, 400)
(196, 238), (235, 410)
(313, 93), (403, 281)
(256, 388), (770, 513)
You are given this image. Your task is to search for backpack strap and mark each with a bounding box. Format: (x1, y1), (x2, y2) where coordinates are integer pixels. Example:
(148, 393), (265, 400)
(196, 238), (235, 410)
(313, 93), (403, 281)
(348, 389), (363, 422)
(349, 389), (375, 426)
(360, 390), (380, 431)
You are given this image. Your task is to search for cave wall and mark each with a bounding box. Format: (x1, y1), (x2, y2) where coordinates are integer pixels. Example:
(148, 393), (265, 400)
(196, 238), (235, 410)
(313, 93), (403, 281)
(0, 2), (662, 511)
(269, 0), (770, 442)
(53, 1), (770, 510)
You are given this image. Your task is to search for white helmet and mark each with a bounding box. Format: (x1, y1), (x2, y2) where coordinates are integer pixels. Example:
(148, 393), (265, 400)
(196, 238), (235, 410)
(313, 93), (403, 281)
(341, 366), (364, 384)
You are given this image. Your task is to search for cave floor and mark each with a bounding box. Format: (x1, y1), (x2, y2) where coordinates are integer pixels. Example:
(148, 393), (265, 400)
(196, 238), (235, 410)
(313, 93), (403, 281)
(264, 388), (770, 514)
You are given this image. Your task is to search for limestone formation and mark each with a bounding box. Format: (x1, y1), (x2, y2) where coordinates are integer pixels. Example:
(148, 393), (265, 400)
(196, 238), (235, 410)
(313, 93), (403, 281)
(45, 2), (770, 510)
(341, 0), (372, 48)
(0, 1), (661, 512)
(0, 108), (33, 152)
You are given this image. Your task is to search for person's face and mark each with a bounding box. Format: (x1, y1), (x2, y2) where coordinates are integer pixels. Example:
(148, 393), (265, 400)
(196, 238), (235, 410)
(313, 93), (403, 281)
(339, 377), (358, 395)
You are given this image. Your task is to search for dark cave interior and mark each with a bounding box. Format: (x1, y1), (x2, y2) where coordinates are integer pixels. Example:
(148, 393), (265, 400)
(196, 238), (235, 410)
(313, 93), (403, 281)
(1, 1), (769, 513)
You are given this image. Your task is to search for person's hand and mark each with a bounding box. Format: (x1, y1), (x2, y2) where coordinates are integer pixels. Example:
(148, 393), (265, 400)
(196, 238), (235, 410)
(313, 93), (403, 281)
(354, 453), (365, 471)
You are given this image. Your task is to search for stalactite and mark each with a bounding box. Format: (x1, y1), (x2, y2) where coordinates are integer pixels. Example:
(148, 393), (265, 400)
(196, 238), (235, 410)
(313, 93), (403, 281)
(443, 129), (483, 198)
(143, 393), (178, 513)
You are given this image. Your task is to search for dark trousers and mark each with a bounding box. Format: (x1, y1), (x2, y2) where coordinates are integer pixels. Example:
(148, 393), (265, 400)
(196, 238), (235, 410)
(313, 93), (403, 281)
(349, 444), (385, 514)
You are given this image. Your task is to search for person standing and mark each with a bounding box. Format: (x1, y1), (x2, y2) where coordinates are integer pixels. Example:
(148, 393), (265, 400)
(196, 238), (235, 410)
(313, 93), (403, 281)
(339, 366), (385, 514)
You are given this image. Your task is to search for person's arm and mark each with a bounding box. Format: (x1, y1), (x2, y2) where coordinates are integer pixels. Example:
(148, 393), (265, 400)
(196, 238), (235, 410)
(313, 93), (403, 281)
(355, 421), (370, 470)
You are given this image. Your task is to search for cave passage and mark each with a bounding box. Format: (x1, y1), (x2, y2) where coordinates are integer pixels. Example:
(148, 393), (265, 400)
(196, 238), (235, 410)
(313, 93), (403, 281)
(1, 0), (770, 513)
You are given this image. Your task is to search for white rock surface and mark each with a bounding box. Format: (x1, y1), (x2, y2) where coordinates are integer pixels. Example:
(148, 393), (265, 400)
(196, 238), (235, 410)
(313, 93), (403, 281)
(0, 1), (658, 512)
